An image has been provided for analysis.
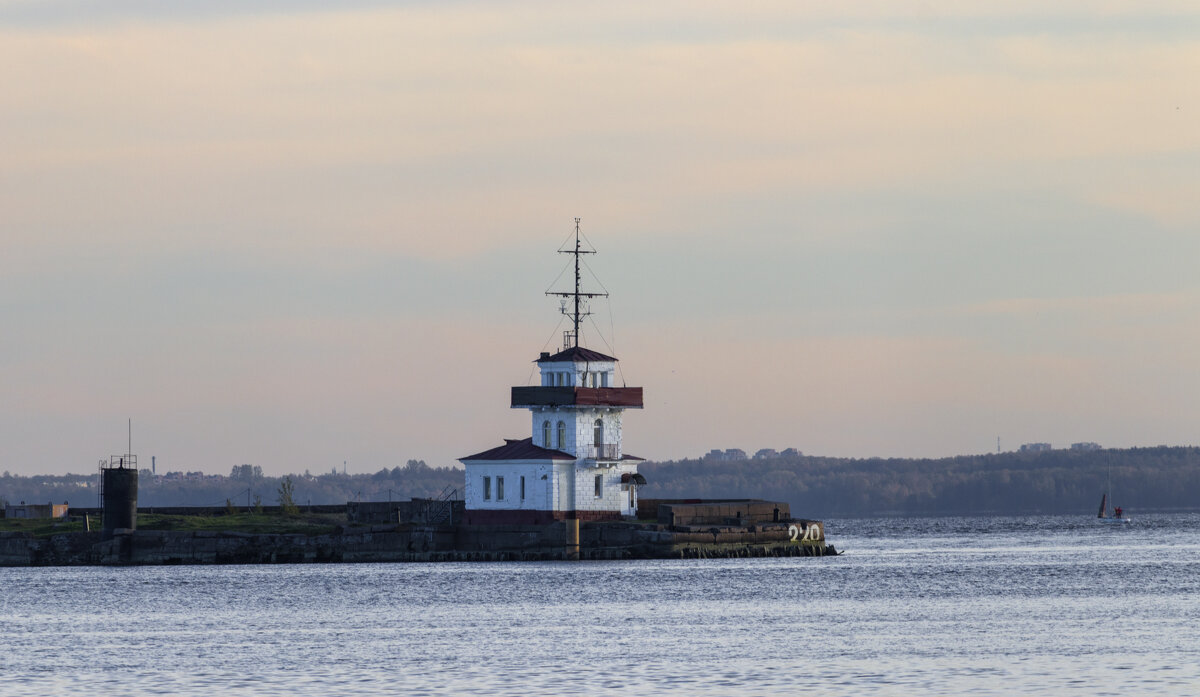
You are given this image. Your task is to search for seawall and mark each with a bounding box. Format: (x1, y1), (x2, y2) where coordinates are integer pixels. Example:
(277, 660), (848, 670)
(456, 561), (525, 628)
(0, 520), (834, 566)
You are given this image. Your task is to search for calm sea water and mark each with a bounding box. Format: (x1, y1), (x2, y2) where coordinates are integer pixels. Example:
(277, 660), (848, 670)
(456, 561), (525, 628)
(2, 513), (1198, 696)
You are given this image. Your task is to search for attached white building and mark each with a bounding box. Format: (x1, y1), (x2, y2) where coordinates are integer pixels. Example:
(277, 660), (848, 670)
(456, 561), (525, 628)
(460, 346), (645, 525)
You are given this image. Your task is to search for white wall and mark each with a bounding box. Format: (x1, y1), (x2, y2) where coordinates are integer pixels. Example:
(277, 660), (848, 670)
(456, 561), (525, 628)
(530, 410), (575, 451)
(463, 460), (555, 511)
(572, 461), (640, 515)
(537, 360), (616, 387)
(463, 459), (640, 515)
(530, 408), (624, 459)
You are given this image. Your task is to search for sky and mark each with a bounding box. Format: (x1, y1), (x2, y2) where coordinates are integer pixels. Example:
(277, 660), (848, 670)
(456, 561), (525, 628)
(3, 1), (1200, 476)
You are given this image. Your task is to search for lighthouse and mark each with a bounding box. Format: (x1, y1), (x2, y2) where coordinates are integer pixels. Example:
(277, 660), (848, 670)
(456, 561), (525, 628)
(459, 220), (645, 525)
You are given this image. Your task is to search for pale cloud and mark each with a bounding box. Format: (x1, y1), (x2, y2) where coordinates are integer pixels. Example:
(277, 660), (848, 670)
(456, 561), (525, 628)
(3, 2), (1200, 474)
(4, 3), (1199, 262)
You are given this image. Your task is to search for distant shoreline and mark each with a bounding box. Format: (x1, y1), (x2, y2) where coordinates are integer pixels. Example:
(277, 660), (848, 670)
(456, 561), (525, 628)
(5, 446), (1199, 517)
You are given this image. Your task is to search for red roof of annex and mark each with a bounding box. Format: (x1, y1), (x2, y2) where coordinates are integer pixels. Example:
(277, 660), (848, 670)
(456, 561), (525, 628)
(460, 437), (644, 462)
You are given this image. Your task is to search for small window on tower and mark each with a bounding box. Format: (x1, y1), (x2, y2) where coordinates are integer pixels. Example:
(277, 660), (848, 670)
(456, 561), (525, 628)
(542, 420), (551, 447)
(601, 372), (609, 387)
(497, 476), (505, 500)
(556, 421), (566, 449)
(594, 474), (603, 498)
(520, 476), (526, 500)
(483, 476), (492, 501)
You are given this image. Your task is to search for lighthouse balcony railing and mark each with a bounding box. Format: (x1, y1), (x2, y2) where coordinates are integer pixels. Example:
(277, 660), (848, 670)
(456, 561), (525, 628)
(577, 444), (621, 462)
(511, 386), (643, 409)
(102, 455), (137, 470)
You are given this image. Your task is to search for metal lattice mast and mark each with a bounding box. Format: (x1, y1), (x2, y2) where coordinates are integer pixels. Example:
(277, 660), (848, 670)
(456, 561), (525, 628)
(547, 218), (606, 350)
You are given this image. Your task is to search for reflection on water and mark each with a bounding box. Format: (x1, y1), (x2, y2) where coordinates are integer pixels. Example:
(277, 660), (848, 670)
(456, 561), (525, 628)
(3, 514), (1198, 696)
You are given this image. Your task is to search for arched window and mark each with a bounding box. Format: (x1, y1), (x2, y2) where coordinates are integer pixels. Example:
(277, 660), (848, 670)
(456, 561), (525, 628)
(594, 419), (604, 448)
(556, 421), (566, 450)
(542, 420), (551, 447)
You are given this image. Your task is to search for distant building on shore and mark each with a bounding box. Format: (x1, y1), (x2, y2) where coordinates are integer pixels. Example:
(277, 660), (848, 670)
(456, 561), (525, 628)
(3, 502), (69, 520)
(1019, 442), (1053, 453)
(707, 447), (802, 461)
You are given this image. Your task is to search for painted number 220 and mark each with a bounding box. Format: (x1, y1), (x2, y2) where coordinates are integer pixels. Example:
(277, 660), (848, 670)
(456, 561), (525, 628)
(788, 524), (820, 542)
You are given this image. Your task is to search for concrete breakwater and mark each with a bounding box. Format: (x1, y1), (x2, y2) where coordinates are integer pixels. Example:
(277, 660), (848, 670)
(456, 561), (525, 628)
(0, 520), (835, 566)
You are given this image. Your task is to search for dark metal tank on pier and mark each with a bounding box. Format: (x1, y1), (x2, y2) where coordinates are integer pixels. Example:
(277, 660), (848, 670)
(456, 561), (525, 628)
(100, 454), (138, 540)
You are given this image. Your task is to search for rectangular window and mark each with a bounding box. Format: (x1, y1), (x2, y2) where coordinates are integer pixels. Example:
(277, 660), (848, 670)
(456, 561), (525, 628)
(595, 474), (603, 498)
(520, 476), (526, 500)
(601, 372), (609, 387)
(483, 476), (491, 500)
(497, 476), (505, 500)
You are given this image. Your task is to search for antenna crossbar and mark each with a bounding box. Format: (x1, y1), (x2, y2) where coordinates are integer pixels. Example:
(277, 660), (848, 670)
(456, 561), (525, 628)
(544, 218), (607, 350)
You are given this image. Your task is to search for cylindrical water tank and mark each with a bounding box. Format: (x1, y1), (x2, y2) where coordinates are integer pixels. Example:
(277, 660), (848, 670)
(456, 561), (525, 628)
(102, 466), (138, 538)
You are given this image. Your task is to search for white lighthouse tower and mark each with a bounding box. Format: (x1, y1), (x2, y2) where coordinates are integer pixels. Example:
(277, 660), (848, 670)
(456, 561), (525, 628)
(460, 220), (645, 525)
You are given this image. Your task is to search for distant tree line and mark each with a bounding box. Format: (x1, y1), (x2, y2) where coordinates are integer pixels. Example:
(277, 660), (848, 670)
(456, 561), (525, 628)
(639, 446), (1200, 517)
(0, 460), (463, 509)
(6, 447), (1199, 517)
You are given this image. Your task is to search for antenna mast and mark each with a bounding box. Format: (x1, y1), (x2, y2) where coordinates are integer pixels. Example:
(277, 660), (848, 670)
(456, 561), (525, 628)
(547, 218), (607, 350)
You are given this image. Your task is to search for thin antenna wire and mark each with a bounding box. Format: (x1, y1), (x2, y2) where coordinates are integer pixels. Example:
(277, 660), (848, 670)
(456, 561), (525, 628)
(578, 226), (600, 255)
(587, 313), (627, 386)
(607, 299), (625, 386)
(543, 258), (573, 295)
(128, 418), (132, 456)
(587, 314), (618, 355)
(526, 314), (569, 385)
(556, 225), (579, 253)
(580, 257), (611, 296)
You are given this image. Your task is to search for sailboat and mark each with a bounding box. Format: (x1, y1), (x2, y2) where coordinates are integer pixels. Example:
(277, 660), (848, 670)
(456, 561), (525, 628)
(1097, 467), (1131, 524)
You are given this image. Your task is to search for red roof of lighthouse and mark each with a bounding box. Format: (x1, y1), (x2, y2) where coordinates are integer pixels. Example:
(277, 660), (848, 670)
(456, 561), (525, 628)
(535, 346), (617, 363)
(459, 437), (577, 462)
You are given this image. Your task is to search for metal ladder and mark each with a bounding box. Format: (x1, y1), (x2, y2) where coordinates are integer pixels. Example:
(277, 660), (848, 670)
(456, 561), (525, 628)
(425, 486), (459, 526)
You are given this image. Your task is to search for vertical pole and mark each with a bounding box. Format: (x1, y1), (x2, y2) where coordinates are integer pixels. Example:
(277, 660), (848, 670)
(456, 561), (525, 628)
(573, 218), (581, 348)
(566, 513), (580, 561)
(565, 459), (580, 561)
